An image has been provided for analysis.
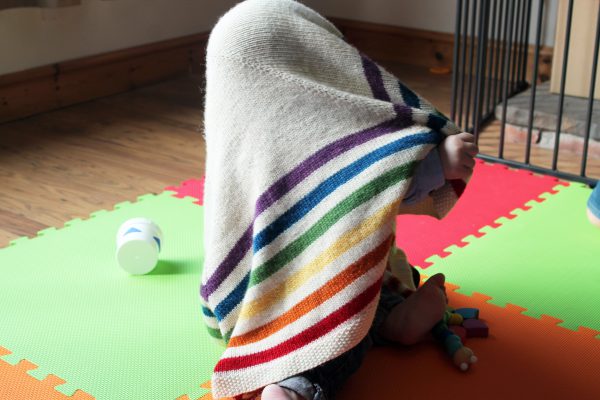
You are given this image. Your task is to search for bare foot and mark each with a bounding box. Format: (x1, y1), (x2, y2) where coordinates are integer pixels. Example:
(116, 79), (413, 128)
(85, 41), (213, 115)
(380, 273), (447, 345)
(261, 384), (306, 400)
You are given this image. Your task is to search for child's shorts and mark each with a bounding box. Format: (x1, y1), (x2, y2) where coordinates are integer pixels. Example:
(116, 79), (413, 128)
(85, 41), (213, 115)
(277, 284), (406, 400)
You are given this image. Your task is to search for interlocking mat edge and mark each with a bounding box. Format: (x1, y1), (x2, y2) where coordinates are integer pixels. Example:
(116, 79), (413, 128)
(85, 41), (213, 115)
(2, 161), (599, 399)
(0, 192), (218, 400)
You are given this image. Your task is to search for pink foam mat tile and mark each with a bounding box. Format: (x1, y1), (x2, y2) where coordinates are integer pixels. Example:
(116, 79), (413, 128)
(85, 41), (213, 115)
(165, 178), (205, 205)
(164, 161), (565, 269)
(396, 159), (568, 268)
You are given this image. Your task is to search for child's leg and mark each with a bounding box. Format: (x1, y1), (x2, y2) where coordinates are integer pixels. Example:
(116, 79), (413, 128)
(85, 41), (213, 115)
(262, 334), (372, 400)
(378, 273), (447, 345)
(411, 265), (421, 288)
(262, 273), (447, 399)
(261, 382), (310, 400)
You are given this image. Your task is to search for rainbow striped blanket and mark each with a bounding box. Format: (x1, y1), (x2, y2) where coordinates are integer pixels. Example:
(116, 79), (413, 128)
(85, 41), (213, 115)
(200, 0), (464, 397)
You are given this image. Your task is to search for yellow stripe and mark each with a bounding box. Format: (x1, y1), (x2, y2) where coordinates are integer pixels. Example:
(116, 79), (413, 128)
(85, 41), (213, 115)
(238, 199), (400, 320)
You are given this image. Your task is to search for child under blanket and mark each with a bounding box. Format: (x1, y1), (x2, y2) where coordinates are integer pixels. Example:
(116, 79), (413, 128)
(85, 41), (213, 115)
(199, 0), (479, 399)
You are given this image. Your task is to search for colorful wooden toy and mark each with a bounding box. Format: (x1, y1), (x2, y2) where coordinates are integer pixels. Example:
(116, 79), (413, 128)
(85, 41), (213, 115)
(455, 307), (480, 320)
(431, 319), (477, 371)
(463, 318), (489, 338)
(449, 325), (467, 342)
(447, 312), (464, 326)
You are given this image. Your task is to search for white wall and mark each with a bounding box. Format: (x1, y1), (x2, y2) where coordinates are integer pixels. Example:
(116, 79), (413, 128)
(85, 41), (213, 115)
(0, 0), (559, 76)
(0, 0), (240, 75)
(303, 0), (457, 33)
(304, 0), (559, 47)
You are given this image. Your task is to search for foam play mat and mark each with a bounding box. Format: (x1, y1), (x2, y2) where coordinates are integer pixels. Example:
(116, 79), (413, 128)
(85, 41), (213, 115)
(340, 280), (600, 400)
(0, 194), (220, 400)
(395, 159), (566, 267)
(423, 183), (600, 333)
(1, 161), (600, 399)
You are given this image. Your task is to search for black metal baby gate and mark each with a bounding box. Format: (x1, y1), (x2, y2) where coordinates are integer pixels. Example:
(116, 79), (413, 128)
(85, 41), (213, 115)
(451, 0), (600, 186)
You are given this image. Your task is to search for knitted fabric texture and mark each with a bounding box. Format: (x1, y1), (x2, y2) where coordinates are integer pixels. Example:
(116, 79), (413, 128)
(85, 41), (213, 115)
(201, 0), (465, 397)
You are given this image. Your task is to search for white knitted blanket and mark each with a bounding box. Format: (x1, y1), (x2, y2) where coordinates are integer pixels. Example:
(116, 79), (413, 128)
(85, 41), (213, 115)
(201, 0), (464, 397)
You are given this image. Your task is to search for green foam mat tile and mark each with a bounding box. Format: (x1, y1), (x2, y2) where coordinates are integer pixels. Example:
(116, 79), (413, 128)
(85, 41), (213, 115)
(0, 192), (220, 399)
(422, 184), (600, 335)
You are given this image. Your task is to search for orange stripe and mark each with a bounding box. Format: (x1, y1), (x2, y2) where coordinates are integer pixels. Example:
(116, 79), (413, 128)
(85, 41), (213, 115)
(228, 235), (393, 347)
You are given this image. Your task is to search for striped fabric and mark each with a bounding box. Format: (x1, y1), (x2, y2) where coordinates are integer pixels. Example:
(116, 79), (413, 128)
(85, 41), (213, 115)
(201, 1), (464, 397)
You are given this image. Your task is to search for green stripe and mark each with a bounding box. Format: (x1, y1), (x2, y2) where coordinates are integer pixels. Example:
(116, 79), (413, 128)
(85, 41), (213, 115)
(205, 326), (223, 339)
(249, 161), (418, 286)
(223, 329), (233, 344)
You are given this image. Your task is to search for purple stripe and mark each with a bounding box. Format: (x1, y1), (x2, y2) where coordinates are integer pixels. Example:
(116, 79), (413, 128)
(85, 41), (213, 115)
(360, 54), (391, 102)
(256, 118), (403, 215)
(201, 225), (253, 300)
(393, 103), (415, 125)
(202, 56), (410, 301)
(201, 115), (416, 300)
(255, 54), (400, 215)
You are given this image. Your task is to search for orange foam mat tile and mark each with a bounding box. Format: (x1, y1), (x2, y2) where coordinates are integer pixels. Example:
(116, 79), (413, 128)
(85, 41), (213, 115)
(339, 283), (600, 400)
(0, 347), (93, 400)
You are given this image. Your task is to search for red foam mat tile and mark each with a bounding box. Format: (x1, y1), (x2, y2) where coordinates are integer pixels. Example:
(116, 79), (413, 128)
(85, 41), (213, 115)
(165, 178), (204, 205)
(165, 161), (565, 270)
(396, 159), (567, 267)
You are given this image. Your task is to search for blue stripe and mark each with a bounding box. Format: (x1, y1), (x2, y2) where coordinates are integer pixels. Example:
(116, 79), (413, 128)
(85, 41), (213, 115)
(398, 82), (420, 108)
(214, 273), (250, 322)
(427, 113), (447, 132)
(124, 227), (142, 235)
(252, 131), (440, 253)
(201, 305), (215, 318)
(216, 130), (443, 324)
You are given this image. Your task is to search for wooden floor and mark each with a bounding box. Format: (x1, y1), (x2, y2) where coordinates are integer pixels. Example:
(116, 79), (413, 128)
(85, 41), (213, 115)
(1, 61), (598, 247)
(0, 77), (205, 247)
(477, 119), (600, 179)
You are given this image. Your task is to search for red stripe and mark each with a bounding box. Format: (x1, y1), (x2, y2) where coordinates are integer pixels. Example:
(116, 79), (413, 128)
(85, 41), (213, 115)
(228, 236), (393, 348)
(214, 276), (383, 372)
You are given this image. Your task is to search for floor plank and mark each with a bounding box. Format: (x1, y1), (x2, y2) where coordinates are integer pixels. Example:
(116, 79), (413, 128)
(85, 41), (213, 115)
(1, 60), (598, 248)
(0, 77), (204, 247)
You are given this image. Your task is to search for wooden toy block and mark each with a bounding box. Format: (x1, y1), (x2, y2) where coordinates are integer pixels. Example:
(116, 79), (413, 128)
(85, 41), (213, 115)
(463, 318), (489, 338)
(455, 307), (480, 320)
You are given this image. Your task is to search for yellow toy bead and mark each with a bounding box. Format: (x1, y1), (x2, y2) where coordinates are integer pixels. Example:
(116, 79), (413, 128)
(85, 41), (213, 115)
(448, 313), (464, 325)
